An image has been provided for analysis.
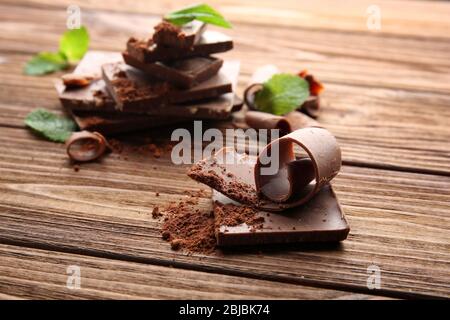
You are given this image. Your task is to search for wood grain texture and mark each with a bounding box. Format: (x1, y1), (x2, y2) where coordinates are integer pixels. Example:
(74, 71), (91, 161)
(1, 244), (389, 300)
(0, 4), (449, 175)
(5, 0), (450, 39)
(0, 127), (448, 298)
(0, 0), (449, 300)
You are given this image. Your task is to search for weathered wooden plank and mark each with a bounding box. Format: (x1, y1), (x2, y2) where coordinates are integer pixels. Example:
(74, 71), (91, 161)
(0, 127), (448, 298)
(1, 244), (388, 299)
(1, 5), (450, 93)
(4, 0), (450, 39)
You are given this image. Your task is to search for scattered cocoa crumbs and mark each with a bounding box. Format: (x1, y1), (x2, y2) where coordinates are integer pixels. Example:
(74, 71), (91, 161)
(155, 192), (160, 197)
(161, 230), (170, 240)
(151, 206), (162, 219)
(108, 139), (124, 154)
(184, 189), (209, 198)
(153, 149), (161, 158)
(73, 165), (80, 172)
(161, 199), (216, 254)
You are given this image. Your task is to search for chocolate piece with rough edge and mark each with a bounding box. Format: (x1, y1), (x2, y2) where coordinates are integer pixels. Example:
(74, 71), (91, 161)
(102, 61), (233, 111)
(213, 185), (349, 246)
(152, 20), (206, 48)
(127, 31), (233, 63)
(123, 52), (223, 88)
(188, 127), (341, 212)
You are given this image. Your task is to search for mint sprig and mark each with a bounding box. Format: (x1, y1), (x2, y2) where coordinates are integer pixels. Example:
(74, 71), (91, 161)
(24, 52), (68, 76)
(165, 3), (232, 29)
(25, 109), (78, 143)
(254, 74), (310, 116)
(24, 26), (89, 76)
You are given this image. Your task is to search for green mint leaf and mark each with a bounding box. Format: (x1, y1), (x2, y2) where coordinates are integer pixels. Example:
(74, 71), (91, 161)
(24, 52), (68, 76)
(59, 26), (89, 63)
(255, 74), (310, 116)
(165, 3), (232, 28)
(24, 109), (78, 143)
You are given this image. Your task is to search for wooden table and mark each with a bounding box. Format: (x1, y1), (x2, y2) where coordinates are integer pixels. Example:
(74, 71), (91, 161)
(0, 0), (449, 300)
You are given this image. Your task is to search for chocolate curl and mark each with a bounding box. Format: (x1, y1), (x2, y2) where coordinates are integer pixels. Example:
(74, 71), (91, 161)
(255, 127), (341, 210)
(245, 111), (291, 137)
(243, 83), (262, 111)
(66, 131), (110, 162)
(284, 111), (321, 130)
(188, 128), (341, 212)
(244, 110), (320, 137)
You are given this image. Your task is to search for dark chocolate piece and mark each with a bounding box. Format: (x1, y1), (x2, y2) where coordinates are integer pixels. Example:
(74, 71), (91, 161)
(213, 185), (349, 246)
(69, 110), (187, 135)
(56, 51), (242, 120)
(123, 52), (223, 88)
(152, 20), (206, 48)
(127, 31), (233, 63)
(102, 61), (233, 111)
(69, 96), (243, 134)
(188, 128), (341, 212)
(56, 51), (121, 111)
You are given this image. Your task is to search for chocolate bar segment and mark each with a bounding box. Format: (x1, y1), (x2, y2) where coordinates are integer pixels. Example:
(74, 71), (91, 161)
(123, 52), (223, 88)
(102, 61), (233, 111)
(213, 185), (349, 246)
(69, 110), (187, 135)
(69, 96), (243, 134)
(152, 20), (206, 48)
(127, 31), (233, 63)
(56, 51), (122, 111)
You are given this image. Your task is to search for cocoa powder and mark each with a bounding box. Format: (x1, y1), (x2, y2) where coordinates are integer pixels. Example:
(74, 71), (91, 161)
(161, 199), (216, 254)
(160, 194), (262, 254)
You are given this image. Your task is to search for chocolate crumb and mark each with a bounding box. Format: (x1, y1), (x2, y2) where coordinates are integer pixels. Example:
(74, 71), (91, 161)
(152, 206), (162, 219)
(161, 231), (171, 240)
(170, 239), (183, 251)
(73, 165), (80, 172)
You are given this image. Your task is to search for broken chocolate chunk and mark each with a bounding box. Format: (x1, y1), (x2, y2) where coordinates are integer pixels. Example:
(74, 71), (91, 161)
(123, 52), (223, 88)
(152, 20), (206, 48)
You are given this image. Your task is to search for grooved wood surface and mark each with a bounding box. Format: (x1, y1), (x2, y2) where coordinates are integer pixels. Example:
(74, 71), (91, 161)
(0, 0), (449, 299)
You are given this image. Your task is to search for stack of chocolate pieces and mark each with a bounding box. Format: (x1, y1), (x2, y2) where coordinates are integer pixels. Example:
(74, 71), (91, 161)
(55, 20), (242, 134)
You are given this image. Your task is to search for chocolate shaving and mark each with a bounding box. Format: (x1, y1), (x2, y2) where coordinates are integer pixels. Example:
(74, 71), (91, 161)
(65, 131), (110, 162)
(188, 128), (341, 212)
(244, 110), (320, 136)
